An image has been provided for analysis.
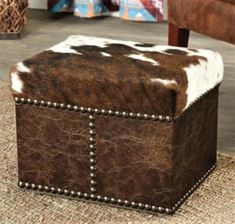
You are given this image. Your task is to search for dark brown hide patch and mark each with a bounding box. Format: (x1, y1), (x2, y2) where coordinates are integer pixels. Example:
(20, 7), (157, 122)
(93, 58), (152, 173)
(11, 43), (206, 116)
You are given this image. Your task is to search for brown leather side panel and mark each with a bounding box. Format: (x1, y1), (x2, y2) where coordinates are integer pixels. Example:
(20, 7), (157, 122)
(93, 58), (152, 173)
(16, 104), (90, 192)
(168, 0), (235, 45)
(96, 116), (173, 208)
(172, 87), (218, 204)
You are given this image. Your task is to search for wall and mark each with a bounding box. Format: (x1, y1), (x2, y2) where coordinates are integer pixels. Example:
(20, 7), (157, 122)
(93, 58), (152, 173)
(28, 0), (48, 9)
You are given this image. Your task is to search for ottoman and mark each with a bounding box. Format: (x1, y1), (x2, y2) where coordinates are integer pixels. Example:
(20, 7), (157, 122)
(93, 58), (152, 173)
(10, 36), (223, 214)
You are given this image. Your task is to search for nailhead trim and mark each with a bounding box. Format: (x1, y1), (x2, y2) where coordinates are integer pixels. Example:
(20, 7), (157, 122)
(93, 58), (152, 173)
(89, 115), (97, 193)
(18, 164), (216, 214)
(14, 97), (173, 123)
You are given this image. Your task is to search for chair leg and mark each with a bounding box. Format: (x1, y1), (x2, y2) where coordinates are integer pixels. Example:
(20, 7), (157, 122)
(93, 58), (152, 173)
(168, 23), (190, 47)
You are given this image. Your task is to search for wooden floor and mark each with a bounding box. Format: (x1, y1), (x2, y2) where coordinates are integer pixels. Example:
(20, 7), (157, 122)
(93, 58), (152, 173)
(1, 9), (235, 154)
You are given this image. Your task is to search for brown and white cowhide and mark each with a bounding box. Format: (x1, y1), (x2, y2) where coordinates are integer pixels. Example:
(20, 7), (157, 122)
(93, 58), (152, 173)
(10, 35), (223, 116)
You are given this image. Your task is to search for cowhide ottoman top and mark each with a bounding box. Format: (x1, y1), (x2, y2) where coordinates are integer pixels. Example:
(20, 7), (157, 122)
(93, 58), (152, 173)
(10, 35), (224, 117)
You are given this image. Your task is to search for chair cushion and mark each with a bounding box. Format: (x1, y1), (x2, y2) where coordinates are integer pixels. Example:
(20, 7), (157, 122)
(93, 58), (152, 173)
(10, 35), (223, 117)
(168, 0), (235, 44)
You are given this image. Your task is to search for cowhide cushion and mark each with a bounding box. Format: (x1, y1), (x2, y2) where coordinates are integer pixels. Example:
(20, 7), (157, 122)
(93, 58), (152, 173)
(10, 35), (223, 116)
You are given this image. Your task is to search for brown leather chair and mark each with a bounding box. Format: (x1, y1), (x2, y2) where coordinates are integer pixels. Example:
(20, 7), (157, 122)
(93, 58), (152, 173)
(168, 0), (235, 47)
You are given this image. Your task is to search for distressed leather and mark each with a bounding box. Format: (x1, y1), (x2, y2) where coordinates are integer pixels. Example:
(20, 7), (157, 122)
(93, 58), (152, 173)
(16, 105), (90, 192)
(172, 86), (218, 204)
(168, 0), (235, 44)
(16, 86), (219, 209)
(96, 116), (173, 208)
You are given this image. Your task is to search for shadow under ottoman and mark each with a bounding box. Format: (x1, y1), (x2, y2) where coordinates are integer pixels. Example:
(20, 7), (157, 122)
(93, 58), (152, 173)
(10, 36), (223, 214)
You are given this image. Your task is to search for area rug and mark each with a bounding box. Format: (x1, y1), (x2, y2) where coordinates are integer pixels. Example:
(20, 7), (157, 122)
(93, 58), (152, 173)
(0, 80), (234, 224)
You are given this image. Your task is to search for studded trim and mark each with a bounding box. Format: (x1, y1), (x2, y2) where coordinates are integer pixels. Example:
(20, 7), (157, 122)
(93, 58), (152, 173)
(18, 164), (216, 214)
(89, 114), (97, 193)
(14, 97), (173, 122)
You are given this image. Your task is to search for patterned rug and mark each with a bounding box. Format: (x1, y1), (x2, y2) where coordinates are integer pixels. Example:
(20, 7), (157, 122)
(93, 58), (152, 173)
(0, 81), (235, 224)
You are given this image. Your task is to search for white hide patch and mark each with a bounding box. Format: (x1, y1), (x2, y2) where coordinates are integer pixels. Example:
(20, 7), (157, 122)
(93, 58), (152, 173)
(151, 78), (177, 87)
(183, 51), (224, 109)
(11, 72), (23, 93)
(48, 35), (224, 110)
(127, 53), (159, 66)
(101, 52), (112, 57)
(16, 62), (31, 73)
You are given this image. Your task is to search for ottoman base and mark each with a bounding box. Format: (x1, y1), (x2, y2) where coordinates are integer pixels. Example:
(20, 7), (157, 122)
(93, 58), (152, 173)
(15, 85), (219, 214)
(18, 164), (216, 214)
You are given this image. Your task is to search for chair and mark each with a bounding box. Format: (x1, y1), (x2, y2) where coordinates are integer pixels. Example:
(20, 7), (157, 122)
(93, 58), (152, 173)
(168, 0), (235, 47)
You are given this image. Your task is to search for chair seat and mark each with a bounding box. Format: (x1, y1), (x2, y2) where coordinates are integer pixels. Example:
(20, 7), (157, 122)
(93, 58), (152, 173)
(168, 0), (235, 44)
(10, 35), (223, 117)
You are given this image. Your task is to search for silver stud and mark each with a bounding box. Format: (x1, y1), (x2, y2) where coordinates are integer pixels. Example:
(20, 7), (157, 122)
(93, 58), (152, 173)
(71, 191), (76, 197)
(90, 173), (96, 178)
(151, 115), (157, 120)
(115, 111), (120, 116)
(90, 158), (96, 164)
(90, 166), (96, 171)
(166, 116), (172, 122)
(89, 130), (96, 136)
(46, 101), (52, 107)
(89, 122), (95, 128)
(108, 110), (113, 115)
(27, 99), (32, 104)
(15, 97), (20, 103)
(57, 188), (62, 194)
(89, 137), (95, 142)
(20, 98), (25, 103)
(18, 181), (24, 188)
(129, 113), (136, 118)
(38, 185), (43, 191)
(90, 151), (96, 158)
(143, 114), (149, 119)
(90, 180), (97, 186)
(136, 113), (142, 118)
(172, 206), (176, 212)
(40, 100), (46, 106)
(87, 107), (93, 113)
(25, 182), (30, 188)
(64, 189), (70, 195)
(80, 107), (86, 112)
(97, 195), (103, 202)
(124, 200), (130, 207)
(90, 187), (96, 193)
(122, 112), (128, 117)
(158, 115), (163, 121)
(89, 115), (95, 120)
(138, 203), (144, 209)
(165, 208), (172, 214)
(84, 193), (90, 199)
(101, 109), (106, 115)
(60, 103), (65, 109)
(158, 207), (164, 212)
(44, 186), (50, 192)
(90, 194), (96, 200)
(104, 196), (110, 202)
(67, 104), (72, 110)
(77, 192), (83, 198)
(31, 183), (36, 189)
(111, 198), (117, 204)
(117, 199), (123, 205)
(151, 206), (157, 212)
(51, 187), (56, 193)
(89, 144), (95, 150)
(145, 204), (151, 210)
(131, 202), (137, 208)
(94, 108), (100, 114)
(73, 105), (79, 111)
(34, 99), (39, 105)
(53, 102), (58, 108)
